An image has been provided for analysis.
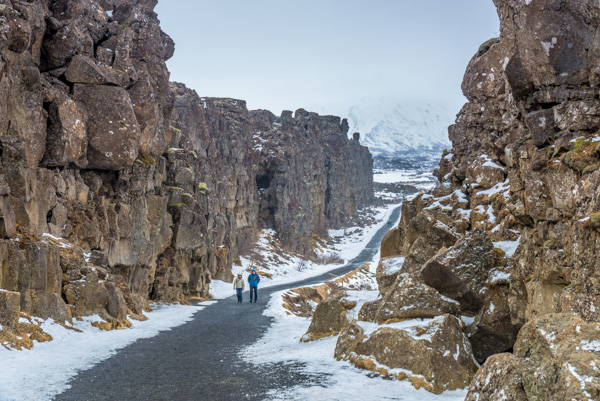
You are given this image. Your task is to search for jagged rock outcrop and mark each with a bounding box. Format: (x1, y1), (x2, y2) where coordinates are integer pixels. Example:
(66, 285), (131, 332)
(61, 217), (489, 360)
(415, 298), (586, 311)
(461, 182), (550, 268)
(251, 109), (373, 254)
(0, 0), (177, 328)
(321, 0), (600, 396)
(354, 0), (600, 396)
(467, 314), (600, 401)
(359, 272), (460, 324)
(0, 0), (374, 346)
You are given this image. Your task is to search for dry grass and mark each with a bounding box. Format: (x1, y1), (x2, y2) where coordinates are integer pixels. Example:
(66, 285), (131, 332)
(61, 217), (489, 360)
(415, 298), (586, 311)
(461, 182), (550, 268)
(313, 253), (345, 265)
(0, 313), (53, 350)
(282, 282), (340, 317)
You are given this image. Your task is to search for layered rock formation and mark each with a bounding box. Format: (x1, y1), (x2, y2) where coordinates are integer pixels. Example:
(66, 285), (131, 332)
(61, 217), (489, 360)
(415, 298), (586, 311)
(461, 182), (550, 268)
(0, 0), (374, 345)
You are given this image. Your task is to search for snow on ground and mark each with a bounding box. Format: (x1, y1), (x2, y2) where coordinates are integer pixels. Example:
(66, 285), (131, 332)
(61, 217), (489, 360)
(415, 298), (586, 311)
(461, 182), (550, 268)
(374, 169), (437, 190)
(243, 240), (468, 401)
(0, 302), (214, 401)
(374, 169), (432, 183)
(210, 201), (403, 300)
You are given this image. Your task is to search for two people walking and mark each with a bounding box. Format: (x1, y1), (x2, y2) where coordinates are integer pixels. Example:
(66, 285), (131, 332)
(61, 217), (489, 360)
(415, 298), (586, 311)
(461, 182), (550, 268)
(233, 268), (261, 303)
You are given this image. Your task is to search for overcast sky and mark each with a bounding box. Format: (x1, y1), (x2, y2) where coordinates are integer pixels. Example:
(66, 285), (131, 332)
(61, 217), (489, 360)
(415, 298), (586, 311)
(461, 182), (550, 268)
(155, 1), (499, 115)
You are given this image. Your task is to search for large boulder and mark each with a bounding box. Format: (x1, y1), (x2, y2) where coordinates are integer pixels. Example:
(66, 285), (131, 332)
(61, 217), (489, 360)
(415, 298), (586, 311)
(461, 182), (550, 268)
(42, 97), (88, 168)
(63, 269), (129, 322)
(465, 353), (527, 401)
(514, 314), (600, 401)
(335, 315), (478, 394)
(421, 231), (497, 313)
(301, 291), (354, 342)
(461, 36), (505, 102)
(401, 209), (461, 273)
(498, 0), (599, 91)
(468, 155), (506, 190)
(380, 227), (401, 258)
(359, 273), (460, 324)
(468, 313), (600, 401)
(64, 54), (128, 86)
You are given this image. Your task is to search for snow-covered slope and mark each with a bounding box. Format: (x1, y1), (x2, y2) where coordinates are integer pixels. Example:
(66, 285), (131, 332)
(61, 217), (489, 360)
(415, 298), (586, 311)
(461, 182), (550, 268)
(347, 99), (454, 157)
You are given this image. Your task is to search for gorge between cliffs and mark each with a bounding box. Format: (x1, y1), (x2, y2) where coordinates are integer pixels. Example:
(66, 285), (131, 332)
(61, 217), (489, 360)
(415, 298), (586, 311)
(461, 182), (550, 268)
(2, 1), (600, 401)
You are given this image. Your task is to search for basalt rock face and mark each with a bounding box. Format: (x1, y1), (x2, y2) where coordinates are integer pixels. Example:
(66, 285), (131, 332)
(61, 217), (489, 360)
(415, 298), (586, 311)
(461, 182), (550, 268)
(251, 109), (373, 254)
(0, 0), (374, 340)
(0, 0), (258, 323)
(166, 84), (259, 285)
(365, 0), (600, 396)
(0, 0), (178, 326)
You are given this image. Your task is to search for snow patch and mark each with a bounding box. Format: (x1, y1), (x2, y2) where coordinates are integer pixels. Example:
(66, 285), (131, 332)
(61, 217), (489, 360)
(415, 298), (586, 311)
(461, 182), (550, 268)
(380, 257), (405, 275)
(493, 237), (521, 258)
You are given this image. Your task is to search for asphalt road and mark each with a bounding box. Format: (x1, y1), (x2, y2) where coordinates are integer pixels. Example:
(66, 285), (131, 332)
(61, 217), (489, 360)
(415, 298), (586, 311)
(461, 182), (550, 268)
(54, 205), (402, 401)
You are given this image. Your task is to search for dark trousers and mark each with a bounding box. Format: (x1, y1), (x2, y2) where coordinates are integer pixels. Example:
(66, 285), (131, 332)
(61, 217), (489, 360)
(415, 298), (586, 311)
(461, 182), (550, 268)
(250, 286), (258, 302)
(236, 288), (243, 303)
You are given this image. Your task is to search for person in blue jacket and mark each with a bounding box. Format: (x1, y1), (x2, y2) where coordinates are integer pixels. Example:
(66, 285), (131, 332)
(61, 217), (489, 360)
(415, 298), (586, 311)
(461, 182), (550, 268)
(248, 268), (260, 303)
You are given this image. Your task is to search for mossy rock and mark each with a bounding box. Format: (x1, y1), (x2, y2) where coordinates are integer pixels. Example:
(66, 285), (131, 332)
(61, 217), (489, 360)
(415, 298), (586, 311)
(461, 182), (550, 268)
(477, 37), (500, 57)
(526, 96), (534, 109)
(135, 153), (155, 165)
(164, 185), (184, 191)
(562, 136), (600, 173)
(590, 212), (600, 229)
(582, 163), (600, 174)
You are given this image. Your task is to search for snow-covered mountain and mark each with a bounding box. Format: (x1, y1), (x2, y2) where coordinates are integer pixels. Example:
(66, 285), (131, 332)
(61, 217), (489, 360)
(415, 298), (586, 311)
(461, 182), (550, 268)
(309, 98), (457, 158)
(346, 99), (455, 157)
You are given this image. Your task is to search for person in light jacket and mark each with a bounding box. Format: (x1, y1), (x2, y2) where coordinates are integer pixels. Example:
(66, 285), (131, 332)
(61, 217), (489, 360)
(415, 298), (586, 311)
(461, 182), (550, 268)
(233, 274), (245, 303)
(248, 268), (260, 303)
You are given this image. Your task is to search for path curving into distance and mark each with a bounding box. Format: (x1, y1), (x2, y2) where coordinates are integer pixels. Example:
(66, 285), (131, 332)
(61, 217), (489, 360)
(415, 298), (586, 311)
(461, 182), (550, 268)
(54, 205), (402, 401)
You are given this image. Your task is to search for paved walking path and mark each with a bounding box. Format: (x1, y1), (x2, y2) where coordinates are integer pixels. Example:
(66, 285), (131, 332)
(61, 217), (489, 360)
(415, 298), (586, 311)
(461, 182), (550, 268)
(54, 206), (402, 401)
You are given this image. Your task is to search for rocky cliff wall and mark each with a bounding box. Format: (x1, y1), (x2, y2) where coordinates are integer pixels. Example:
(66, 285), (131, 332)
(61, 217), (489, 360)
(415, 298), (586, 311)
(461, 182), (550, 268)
(0, 0), (180, 328)
(252, 109), (373, 254)
(340, 0), (600, 397)
(0, 0), (374, 340)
